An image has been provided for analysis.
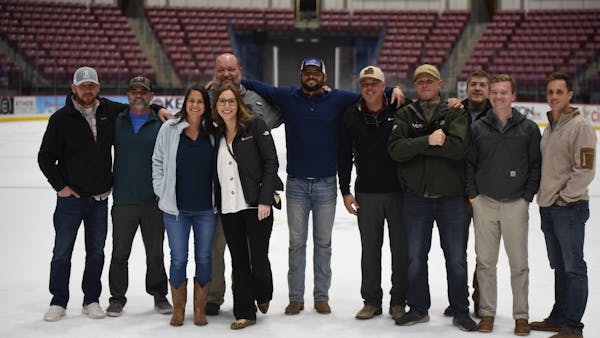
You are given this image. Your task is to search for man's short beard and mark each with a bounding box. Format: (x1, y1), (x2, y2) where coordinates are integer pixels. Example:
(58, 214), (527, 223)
(302, 82), (321, 92)
(74, 93), (95, 107)
(132, 103), (147, 110)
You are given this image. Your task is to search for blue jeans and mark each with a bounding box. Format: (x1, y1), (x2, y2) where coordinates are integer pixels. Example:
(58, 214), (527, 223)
(540, 201), (589, 333)
(403, 191), (469, 315)
(286, 175), (337, 302)
(163, 210), (217, 287)
(49, 196), (108, 308)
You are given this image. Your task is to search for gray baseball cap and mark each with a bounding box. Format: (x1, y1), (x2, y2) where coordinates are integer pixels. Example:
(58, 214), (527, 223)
(73, 66), (99, 86)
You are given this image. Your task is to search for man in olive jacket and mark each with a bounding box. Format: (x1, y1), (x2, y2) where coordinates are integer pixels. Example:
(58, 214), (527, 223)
(388, 64), (476, 332)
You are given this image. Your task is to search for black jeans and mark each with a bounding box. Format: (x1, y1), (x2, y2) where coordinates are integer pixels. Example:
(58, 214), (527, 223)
(221, 209), (273, 320)
(356, 191), (408, 309)
(108, 202), (168, 305)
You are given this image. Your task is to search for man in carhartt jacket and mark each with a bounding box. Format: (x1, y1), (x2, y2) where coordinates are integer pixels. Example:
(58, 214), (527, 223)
(388, 64), (476, 332)
(465, 74), (541, 335)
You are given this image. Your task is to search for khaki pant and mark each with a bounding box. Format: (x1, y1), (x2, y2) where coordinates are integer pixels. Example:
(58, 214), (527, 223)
(473, 194), (529, 319)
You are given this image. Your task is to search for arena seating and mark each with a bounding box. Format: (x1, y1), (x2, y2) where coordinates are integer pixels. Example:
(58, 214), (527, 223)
(462, 9), (600, 84)
(346, 9), (469, 80)
(0, 1), (154, 84)
(145, 6), (294, 82)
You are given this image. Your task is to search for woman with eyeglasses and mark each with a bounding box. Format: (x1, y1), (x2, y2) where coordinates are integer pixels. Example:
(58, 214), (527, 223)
(152, 84), (217, 327)
(212, 84), (283, 330)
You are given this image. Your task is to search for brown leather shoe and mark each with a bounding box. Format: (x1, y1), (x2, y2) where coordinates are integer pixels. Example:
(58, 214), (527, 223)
(515, 318), (531, 336)
(284, 301), (304, 315)
(549, 330), (583, 338)
(530, 319), (561, 332)
(477, 316), (494, 333)
(389, 305), (406, 320)
(314, 300), (331, 314)
(355, 304), (382, 319)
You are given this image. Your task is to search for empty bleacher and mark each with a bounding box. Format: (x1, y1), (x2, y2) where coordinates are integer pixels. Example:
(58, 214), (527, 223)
(0, 1), (154, 85)
(462, 9), (600, 86)
(349, 9), (469, 81)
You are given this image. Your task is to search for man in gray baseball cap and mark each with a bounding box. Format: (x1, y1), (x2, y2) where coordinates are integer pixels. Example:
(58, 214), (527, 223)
(39, 67), (171, 322)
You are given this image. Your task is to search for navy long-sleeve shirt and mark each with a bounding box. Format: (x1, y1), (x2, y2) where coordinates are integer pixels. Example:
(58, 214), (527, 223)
(242, 79), (360, 178)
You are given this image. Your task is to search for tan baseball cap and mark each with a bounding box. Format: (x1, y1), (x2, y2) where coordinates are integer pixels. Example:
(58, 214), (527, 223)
(359, 66), (385, 83)
(413, 64), (440, 81)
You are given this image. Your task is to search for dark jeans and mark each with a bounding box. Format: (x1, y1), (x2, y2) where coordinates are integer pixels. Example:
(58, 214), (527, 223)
(108, 202), (168, 305)
(221, 209), (273, 321)
(49, 196), (108, 308)
(403, 191), (469, 315)
(356, 191), (407, 308)
(540, 201), (589, 333)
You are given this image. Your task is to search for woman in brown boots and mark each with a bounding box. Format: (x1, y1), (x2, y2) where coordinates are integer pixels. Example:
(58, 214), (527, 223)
(152, 84), (217, 326)
(212, 85), (282, 329)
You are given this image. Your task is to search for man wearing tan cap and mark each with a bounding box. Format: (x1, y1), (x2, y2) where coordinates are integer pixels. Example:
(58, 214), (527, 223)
(106, 76), (172, 317)
(337, 66), (408, 321)
(388, 64), (476, 331)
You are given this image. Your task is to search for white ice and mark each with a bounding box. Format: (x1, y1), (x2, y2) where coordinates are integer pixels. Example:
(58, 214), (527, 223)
(0, 121), (598, 338)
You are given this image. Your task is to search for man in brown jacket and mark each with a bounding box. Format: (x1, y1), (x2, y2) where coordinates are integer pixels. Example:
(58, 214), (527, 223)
(531, 72), (596, 338)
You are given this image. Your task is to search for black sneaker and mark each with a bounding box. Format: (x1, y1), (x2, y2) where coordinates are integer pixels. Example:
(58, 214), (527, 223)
(154, 296), (173, 314)
(443, 306), (454, 317)
(395, 310), (430, 326)
(106, 301), (123, 317)
(206, 302), (220, 316)
(453, 313), (477, 332)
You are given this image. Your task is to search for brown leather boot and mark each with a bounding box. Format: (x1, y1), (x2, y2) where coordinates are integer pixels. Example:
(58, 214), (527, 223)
(194, 279), (209, 326)
(169, 279), (187, 326)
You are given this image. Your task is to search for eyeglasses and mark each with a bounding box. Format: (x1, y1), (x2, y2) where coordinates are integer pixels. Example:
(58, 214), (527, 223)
(217, 98), (237, 106)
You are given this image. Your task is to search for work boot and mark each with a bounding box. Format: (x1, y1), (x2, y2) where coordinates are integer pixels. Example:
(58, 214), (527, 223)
(478, 316), (494, 332)
(515, 318), (531, 336)
(355, 304), (382, 319)
(284, 301), (304, 315)
(530, 319), (561, 332)
(549, 329), (583, 338)
(169, 279), (187, 326)
(194, 279), (209, 326)
(314, 300), (331, 314)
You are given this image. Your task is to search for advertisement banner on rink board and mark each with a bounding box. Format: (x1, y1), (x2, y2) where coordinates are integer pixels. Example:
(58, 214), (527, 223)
(14, 96), (36, 115)
(1, 95), (599, 128)
(5, 95), (183, 116)
(513, 102), (600, 128)
(0, 96), (13, 115)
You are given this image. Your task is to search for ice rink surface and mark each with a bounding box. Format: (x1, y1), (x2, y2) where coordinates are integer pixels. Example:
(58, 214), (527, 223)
(0, 120), (598, 338)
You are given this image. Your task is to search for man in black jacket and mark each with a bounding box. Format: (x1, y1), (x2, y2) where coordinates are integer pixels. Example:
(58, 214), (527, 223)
(337, 66), (408, 321)
(38, 67), (170, 322)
